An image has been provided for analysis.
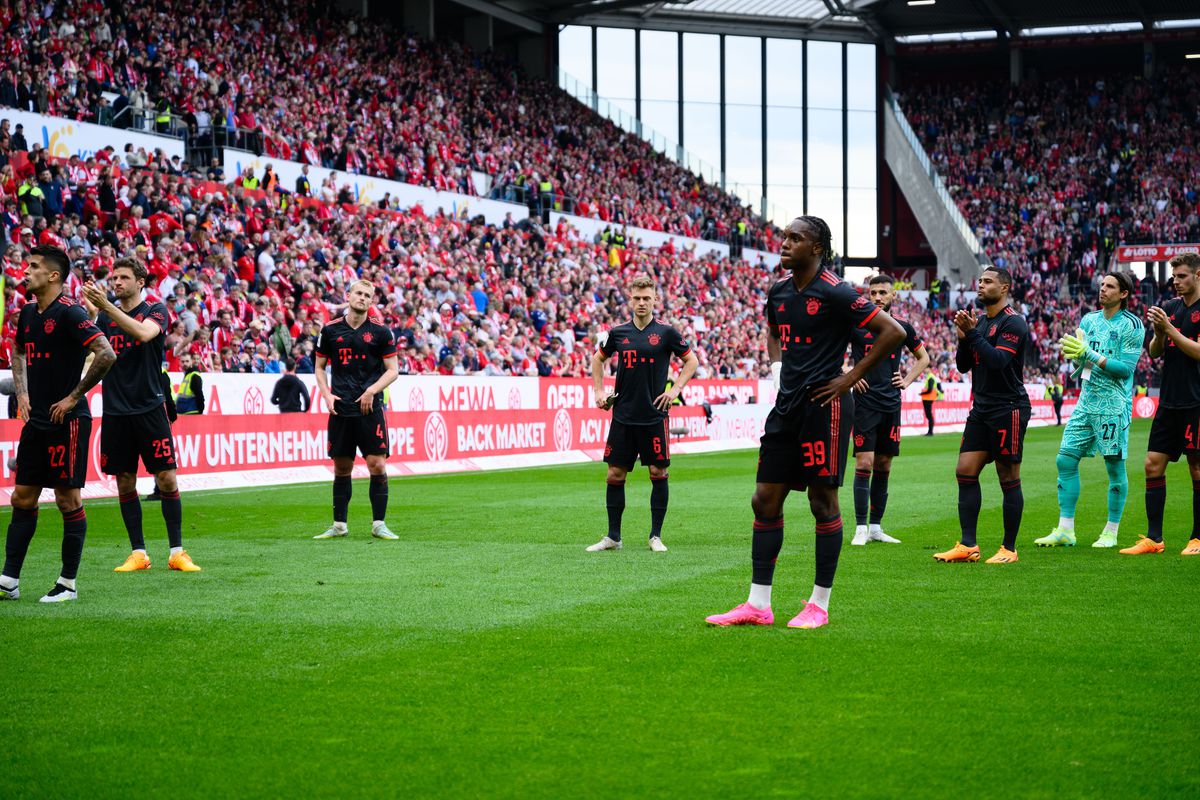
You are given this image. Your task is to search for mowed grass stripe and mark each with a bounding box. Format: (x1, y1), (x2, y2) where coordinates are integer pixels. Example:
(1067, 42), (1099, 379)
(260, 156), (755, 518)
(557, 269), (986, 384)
(1, 420), (1197, 798)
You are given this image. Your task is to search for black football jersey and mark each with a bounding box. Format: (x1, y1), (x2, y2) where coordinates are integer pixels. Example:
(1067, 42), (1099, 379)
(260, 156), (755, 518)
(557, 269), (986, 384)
(956, 306), (1031, 413)
(599, 320), (691, 425)
(316, 318), (397, 417)
(97, 300), (169, 416)
(850, 315), (922, 413)
(15, 292), (105, 430)
(767, 268), (880, 414)
(1158, 296), (1200, 409)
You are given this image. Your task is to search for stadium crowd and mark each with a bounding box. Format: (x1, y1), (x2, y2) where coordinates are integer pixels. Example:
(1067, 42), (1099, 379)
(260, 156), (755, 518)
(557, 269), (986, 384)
(0, 0), (775, 249)
(0, 129), (1176, 388)
(0, 136), (773, 381)
(901, 67), (1200, 285)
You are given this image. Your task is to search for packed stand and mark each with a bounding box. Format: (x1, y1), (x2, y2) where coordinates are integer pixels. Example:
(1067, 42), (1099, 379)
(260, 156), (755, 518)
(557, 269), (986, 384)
(0, 138), (778, 381)
(900, 67), (1200, 286)
(0, 0), (776, 250)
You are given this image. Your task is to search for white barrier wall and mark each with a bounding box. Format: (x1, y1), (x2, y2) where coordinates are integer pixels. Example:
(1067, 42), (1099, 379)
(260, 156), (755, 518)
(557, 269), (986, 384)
(222, 148), (527, 226)
(0, 107), (185, 161)
(549, 211), (729, 259)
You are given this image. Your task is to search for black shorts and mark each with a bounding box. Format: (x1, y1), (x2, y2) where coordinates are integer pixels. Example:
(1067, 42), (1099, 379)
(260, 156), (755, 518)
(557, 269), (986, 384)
(853, 405), (902, 456)
(101, 408), (177, 475)
(1147, 405), (1200, 462)
(960, 405), (1031, 463)
(15, 417), (92, 489)
(604, 419), (670, 470)
(328, 409), (389, 459)
(757, 394), (853, 490)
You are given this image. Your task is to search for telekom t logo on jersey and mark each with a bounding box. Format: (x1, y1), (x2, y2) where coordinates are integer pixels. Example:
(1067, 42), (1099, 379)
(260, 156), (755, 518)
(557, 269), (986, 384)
(338, 347), (353, 365)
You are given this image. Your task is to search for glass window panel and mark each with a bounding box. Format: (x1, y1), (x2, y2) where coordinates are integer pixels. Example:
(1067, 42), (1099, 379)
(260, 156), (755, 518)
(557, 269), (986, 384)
(767, 184), (804, 230)
(766, 107), (803, 226)
(596, 28), (637, 120)
(846, 43), (875, 112)
(808, 186), (845, 258)
(847, 111), (876, 259)
(682, 33), (720, 104)
(558, 26), (592, 90)
(765, 38), (802, 229)
(683, 102), (721, 177)
(847, 189), (877, 258)
(806, 40), (842, 112)
(724, 36), (762, 207)
(807, 109), (842, 191)
(641, 100), (679, 153)
(640, 30), (678, 101)
(766, 39), (803, 109)
(846, 111), (875, 191)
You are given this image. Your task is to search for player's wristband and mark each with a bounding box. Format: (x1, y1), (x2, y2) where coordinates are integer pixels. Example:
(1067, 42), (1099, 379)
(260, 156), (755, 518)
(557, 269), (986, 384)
(1083, 348), (1101, 365)
(770, 362), (782, 391)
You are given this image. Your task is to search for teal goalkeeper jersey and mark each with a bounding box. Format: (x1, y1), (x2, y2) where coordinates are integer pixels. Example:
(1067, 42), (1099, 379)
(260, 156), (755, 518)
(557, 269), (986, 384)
(1075, 309), (1144, 417)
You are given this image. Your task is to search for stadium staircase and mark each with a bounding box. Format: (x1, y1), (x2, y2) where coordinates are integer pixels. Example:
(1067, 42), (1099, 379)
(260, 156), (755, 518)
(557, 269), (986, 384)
(883, 88), (991, 286)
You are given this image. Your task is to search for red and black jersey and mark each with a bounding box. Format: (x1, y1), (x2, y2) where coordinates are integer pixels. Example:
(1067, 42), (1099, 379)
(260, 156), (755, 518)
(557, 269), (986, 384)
(767, 269), (879, 414)
(97, 300), (169, 416)
(599, 319), (691, 425)
(1158, 296), (1200, 409)
(15, 292), (105, 430)
(850, 315), (922, 413)
(955, 306), (1031, 414)
(316, 318), (397, 417)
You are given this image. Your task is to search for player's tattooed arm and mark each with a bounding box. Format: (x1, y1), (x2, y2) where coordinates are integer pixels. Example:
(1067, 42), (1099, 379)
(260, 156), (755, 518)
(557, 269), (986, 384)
(49, 335), (115, 424)
(11, 349), (29, 421)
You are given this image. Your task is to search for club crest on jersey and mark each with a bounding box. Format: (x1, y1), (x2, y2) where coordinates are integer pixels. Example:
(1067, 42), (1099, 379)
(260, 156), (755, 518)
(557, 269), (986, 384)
(43, 319), (55, 334)
(362, 332), (373, 343)
(988, 324), (998, 337)
(134, 313), (144, 322)
(854, 434), (865, 447)
(806, 298), (821, 316)
(648, 333), (660, 345)
(1192, 311), (1200, 324)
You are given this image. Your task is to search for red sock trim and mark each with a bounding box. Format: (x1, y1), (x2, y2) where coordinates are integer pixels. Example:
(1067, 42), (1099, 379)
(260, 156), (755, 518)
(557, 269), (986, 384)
(956, 474), (980, 485)
(753, 516), (783, 530)
(606, 478), (626, 486)
(853, 469), (870, 478)
(1000, 480), (1021, 491)
(1146, 477), (1167, 489)
(119, 492), (139, 503)
(159, 490), (181, 500)
(62, 507), (86, 522)
(815, 516), (843, 534)
(650, 474), (669, 482)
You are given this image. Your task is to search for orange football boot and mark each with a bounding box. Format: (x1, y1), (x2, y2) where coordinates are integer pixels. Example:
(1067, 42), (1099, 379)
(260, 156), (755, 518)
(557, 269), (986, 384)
(933, 543), (980, 562)
(168, 550), (202, 572)
(114, 551), (151, 572)
(1119, 536), (1165, 555)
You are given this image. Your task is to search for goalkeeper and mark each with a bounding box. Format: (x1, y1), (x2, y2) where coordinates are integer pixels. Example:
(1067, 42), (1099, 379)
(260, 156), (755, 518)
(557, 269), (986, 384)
(1036, 272), (1144, 548)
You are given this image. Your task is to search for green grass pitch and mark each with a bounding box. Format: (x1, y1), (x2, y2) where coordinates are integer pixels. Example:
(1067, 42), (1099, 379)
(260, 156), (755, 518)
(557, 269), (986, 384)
(2, 419), (1197, 798)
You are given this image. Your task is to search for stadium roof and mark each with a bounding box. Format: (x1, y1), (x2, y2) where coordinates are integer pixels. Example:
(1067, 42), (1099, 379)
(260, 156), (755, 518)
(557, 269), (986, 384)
(499, 0), (1200, 42)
